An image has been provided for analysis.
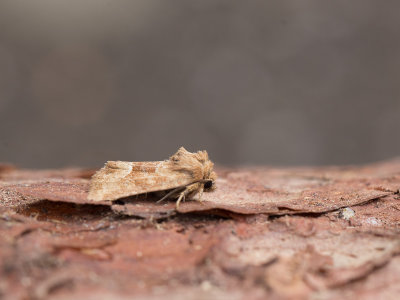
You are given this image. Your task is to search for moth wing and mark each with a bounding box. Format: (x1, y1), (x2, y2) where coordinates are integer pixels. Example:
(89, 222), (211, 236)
(88, 161), (195, 201)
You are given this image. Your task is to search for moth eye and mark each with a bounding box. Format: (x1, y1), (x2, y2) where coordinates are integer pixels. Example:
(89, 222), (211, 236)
(204, 180), (213, 189)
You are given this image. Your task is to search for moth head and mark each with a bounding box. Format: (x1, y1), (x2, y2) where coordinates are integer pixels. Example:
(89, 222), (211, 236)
(203, 180), (213, 191)
(171, 147), (217, 191)
(202, 159), (217, 191)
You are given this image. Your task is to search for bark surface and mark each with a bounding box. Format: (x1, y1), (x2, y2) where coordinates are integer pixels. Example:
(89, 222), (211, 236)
(0, 160), (399, 299)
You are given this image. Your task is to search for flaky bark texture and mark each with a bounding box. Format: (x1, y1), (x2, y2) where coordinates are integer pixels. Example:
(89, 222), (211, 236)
(0, 159), (399, 299)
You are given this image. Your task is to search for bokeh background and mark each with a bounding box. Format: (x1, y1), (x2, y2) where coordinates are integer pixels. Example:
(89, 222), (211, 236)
(0, 0), (399, 168)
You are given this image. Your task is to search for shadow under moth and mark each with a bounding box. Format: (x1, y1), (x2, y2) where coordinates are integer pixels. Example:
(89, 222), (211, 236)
(88, 147), (217, 207)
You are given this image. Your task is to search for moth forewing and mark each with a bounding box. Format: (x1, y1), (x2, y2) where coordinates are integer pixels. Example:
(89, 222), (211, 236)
(87, 147), (217, 204)
(88, 161), (195, 201)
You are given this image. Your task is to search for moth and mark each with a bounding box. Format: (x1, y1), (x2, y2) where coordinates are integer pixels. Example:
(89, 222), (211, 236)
(88, 147), (217, 207)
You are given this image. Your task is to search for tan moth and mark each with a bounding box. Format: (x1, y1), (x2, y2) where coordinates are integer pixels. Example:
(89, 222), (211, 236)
(88, 147), (217, 207)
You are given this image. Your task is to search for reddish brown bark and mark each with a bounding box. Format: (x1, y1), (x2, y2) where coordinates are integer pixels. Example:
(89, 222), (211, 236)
(0, 160), (399, 299)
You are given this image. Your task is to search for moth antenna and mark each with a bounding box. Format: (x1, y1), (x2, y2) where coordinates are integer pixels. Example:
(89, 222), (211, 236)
(156, 179), (211, 204)
(156, 186), (186, 203)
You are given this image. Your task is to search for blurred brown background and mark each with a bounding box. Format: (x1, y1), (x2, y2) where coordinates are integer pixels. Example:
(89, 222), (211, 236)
(0, 0), (399, 168)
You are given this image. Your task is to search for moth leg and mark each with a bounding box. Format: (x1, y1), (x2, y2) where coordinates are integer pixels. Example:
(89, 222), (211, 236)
(197, 184), (204, 202)
(176, 191), (186, 208)
(176, 183), (203, 208)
